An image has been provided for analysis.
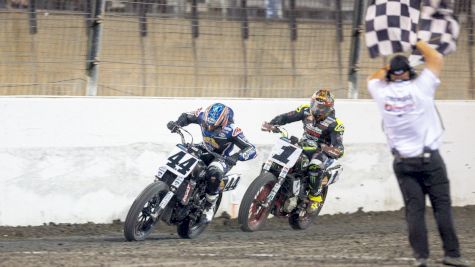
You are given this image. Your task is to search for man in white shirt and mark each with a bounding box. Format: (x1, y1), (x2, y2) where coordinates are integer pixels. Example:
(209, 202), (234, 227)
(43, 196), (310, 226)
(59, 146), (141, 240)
(367, 40), (469, 267)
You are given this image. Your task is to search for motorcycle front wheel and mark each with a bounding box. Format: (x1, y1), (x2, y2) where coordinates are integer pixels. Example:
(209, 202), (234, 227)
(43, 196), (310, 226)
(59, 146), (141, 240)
(123, 181), (169, 241)
(238, 172), (277, 232)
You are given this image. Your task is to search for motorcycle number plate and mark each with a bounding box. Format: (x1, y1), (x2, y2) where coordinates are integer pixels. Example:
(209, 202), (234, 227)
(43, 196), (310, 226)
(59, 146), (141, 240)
(159, 191), (174, 209)
(221, 174), (241, 192)
(165, 146), (199, 177)
(269, 138), (302, 168)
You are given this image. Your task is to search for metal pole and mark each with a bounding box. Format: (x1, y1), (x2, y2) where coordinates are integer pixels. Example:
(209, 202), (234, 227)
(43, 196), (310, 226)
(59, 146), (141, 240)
(241, 0), (248, 40)
(139, 2), (148, 96)
(240, 0), (248, 96)
(191, 0), (199, 38)
(86, 0), (105, 96)
(85, 0), (93, 36)
(28, 0), (38, 91)
(335, 0), (344, 90)
(289, 0), (297, 93)
(191, 0), (200, 95)
(28, 0), (37, 34)
(347, 0), (365, 99)
(467, 0), (474, 99)
(139, 2), (148, 37)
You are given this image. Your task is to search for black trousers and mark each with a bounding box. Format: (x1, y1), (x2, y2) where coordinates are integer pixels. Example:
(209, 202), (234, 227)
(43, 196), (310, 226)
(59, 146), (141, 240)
(393, 150), (460, 259)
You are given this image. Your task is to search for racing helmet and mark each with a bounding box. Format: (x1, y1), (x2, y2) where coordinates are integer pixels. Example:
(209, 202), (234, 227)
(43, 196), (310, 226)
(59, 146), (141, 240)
(203, 103), (233, 131)
(310, 89), (335, 121)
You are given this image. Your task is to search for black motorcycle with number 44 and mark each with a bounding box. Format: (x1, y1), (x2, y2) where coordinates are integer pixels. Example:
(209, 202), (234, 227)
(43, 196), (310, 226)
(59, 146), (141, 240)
(238, 123), (343, 231)
(124, 126), (240, 241)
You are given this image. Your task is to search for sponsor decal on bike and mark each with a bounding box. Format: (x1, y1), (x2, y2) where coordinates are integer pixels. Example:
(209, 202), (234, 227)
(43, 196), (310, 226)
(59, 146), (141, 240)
(181, 182), (193, 205)
(159, 191), (174, 209)
(156, 166), (167, 178)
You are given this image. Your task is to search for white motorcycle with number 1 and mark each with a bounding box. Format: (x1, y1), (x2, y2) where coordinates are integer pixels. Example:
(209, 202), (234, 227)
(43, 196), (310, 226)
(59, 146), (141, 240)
(238, 123), (343, 231)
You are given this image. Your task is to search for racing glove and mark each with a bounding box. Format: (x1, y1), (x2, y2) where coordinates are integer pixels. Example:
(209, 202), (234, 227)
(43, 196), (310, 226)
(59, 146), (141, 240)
(167, 121), (179, 132)
(225, 153), (240, 167)
(321, 144), (341, 159)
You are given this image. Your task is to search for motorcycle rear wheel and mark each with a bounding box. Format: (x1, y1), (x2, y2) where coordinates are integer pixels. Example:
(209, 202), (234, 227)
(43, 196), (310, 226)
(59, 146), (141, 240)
(124, 181), (169, 241)
(238, 172), (277, 232)
(288, 186), (328, 230)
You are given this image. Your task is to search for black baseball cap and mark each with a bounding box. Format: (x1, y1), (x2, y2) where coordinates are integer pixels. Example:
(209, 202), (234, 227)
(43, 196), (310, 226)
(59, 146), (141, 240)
(389, 55), (411, 75)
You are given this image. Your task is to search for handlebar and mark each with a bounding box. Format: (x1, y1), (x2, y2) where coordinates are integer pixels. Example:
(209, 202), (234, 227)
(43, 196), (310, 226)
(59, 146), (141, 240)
(261, 122), (302, 145)
(261, 122), (288, 138)
(171, 125), (194, 147)
(170, 125), (229, 163)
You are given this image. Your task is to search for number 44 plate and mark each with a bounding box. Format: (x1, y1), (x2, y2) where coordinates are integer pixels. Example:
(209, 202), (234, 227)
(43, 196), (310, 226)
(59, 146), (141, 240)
(269, 138), (302, 168)
(165, 146), (199, 177)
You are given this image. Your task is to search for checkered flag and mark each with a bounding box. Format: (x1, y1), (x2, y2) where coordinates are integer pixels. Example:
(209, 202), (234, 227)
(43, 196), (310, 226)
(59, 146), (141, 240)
(408, 0), (460, 65)
(365, 0), (422, 58)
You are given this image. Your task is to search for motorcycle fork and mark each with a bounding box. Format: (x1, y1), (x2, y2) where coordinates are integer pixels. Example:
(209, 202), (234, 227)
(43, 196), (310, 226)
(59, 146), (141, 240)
(154, 176), (185, 218)
(262, 167), (289, 208)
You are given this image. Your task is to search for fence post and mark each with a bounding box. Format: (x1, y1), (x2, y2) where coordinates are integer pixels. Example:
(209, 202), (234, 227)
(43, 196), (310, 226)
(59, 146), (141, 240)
(347, 0), (365, 99)
(191, 0), (199, 38)
(86, 0), (106, 96)
(289, 0), (297, 93)
(467, 0), (474, 99)
(240, 0), (249, 96)
(85, 0), (93, 36)
(191, 0), (200, 95)
(139, 2), (148, 96)
(28, 0), (37, 34)
(335, 0), (344, 90)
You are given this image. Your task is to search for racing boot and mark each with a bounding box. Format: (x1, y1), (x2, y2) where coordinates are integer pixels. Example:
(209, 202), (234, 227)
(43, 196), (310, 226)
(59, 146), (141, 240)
(307, 171), (324, 214)
(307, 191), (323, 214)
(201, 193), (218, 224)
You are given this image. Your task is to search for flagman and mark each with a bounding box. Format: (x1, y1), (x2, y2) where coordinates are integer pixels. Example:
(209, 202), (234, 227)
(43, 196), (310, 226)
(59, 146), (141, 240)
(367, 40), (470, 267)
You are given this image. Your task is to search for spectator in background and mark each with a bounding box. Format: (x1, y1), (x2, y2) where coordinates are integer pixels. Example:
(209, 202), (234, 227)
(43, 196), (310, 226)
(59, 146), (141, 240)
(9, 0), (28, 9)
(107, 0), (126, 12)
(367, 40), (470, 267)
(265, 0), (282, 19)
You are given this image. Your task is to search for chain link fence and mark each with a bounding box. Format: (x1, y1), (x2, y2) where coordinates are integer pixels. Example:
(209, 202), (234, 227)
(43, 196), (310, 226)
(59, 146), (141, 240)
(0, 0), (474, 99)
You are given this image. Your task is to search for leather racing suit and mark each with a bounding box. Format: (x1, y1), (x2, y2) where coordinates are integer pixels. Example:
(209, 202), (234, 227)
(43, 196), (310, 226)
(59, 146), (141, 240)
(174, 108), (257, 195)
(270, 104), (345, 195)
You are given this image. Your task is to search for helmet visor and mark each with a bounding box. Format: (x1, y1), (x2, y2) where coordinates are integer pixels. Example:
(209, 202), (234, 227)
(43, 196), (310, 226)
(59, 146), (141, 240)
(311, 102), (332, 119)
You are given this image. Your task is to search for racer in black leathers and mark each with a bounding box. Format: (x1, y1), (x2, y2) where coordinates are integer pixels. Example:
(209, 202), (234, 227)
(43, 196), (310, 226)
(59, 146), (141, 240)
(267, 89), (345, 213)
(167, 103), (257, 223)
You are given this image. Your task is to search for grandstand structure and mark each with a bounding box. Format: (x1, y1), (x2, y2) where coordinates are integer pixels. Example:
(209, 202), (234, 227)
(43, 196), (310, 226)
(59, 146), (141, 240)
(0, 0), (473, 99)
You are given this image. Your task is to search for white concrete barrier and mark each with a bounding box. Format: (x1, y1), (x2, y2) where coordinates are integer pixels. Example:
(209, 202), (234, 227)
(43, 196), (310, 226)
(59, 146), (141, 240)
(0, 97), (474, 226)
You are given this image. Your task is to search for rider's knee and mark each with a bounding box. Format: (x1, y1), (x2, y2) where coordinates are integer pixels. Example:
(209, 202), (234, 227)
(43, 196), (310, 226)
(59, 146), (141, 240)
(206, 162), (224, 194)
(206, 161), (225, 180)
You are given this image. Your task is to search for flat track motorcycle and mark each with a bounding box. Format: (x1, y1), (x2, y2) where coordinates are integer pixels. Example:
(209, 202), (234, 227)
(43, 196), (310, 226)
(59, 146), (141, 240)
(238, 124), (343, 231)
(124, 126), (240, 241)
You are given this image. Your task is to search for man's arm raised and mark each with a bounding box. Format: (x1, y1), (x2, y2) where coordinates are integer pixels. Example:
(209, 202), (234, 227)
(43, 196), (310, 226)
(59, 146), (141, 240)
(415, 40), (443, 77)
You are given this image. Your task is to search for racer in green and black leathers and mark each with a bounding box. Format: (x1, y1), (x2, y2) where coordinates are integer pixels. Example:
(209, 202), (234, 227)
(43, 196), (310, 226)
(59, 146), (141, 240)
(268, 89), (345, 213)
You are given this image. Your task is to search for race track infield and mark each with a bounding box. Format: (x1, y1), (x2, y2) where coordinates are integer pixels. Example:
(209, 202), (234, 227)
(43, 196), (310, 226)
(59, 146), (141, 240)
(1, 206), (474, 267)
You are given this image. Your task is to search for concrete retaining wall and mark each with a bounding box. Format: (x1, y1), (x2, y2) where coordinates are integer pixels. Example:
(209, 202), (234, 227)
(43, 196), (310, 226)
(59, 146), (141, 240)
(1, 97), (474, 226)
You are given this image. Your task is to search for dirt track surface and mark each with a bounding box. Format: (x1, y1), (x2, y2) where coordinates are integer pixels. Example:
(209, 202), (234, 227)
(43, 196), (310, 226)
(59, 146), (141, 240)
(1, 206), (474, 267)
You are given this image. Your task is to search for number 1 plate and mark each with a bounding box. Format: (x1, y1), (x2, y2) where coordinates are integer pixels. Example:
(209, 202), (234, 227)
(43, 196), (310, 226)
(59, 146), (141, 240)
(269, 138), (302, 168)
(165, 146), (199, 177)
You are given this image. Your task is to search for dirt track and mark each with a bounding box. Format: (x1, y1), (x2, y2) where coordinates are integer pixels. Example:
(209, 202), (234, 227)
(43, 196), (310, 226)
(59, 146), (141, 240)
(1, 206), (474, 267)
